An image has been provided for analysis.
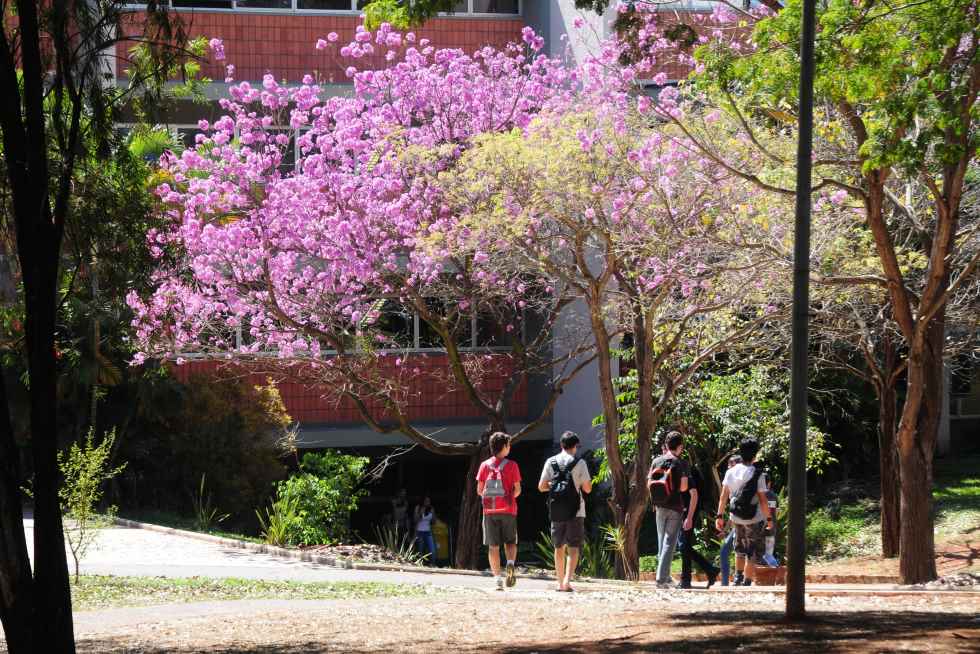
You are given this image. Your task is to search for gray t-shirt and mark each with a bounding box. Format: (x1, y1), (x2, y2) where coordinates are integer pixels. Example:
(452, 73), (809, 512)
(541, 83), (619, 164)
(722, 463), (768, 525)
(539, 451), (590, 518)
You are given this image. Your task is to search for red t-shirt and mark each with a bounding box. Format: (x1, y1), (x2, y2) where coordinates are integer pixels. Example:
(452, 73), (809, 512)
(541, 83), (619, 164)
(476, 456), (521, 515)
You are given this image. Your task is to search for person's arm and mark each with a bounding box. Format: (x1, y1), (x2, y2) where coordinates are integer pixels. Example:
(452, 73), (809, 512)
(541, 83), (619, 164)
(538, 464), (552, 493)
(512, 480), (522, 499)
(758, 474), (772, 521)
(684, 487), (698, 531)
(679, 474), (689, 493)
(477, 480), (486, 497)
(715, 486), (731, 532)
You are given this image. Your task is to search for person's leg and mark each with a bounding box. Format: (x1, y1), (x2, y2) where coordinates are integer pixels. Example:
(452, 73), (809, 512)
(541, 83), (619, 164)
(657, 510), (682, 584)
(743, 521), (766, 585)
(554, 545), (566, 588)
(488, 545), (501, 576)
(424, 532), (436, 562)
(680, 528), (693, 587)
(564, 547), (580, 588)
(655, 509), (669, 583)
(504, 542), (517, 564)
(720, 530), (734, 585)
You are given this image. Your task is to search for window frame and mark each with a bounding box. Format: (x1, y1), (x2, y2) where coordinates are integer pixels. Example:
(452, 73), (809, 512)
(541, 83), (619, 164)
(122, 0), (522, 17)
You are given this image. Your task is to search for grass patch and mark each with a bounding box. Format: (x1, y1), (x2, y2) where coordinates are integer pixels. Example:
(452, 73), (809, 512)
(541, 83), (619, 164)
(71, 575), (432, 611)
(933, 453), (980, 538)
(805, 499), (880, 561)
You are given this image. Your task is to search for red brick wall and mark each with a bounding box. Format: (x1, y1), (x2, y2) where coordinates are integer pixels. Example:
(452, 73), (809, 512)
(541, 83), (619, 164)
(118, 11), (525, 82)
(170, 353), (528, 424)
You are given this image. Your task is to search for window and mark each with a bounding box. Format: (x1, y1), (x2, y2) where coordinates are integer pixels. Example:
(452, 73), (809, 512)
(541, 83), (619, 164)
(297, 0), (354, 9)
(131, 0), (519, 14)
(471, 0), (518, 14)
(172, 0), (232, 8)
(236, 0), (291, 7)
(374, 300), (415, 349)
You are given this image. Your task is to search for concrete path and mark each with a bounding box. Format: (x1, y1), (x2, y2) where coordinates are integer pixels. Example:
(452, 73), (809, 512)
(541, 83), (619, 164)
(23, 516), (565, 591)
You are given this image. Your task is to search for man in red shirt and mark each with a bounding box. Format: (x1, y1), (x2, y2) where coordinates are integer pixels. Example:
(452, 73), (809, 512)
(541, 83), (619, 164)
(476, 432), (522, 590)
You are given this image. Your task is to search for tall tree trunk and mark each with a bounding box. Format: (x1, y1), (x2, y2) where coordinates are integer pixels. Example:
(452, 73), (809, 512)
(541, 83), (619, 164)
(0, 373), (35, 653)
(878, 381), (900, 558)
(896, 319), (943, 584)
(23, 255), (76, 652)
(454, 444), (487, 570)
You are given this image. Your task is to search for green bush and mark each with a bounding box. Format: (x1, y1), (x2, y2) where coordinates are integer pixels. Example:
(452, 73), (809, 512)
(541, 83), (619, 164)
(271, 451), (369, 546)
(118, 373), (290, 526)
(533, 528), (616, 579)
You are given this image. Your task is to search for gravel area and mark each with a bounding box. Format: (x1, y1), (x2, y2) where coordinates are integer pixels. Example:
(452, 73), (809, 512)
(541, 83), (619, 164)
(64, 586), (980, 653)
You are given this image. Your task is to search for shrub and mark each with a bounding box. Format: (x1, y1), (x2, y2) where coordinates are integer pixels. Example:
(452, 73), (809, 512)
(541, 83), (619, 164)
(118, 373), (290, 525)
(59, 428), (126, 581)
(270, 451), (369, 546)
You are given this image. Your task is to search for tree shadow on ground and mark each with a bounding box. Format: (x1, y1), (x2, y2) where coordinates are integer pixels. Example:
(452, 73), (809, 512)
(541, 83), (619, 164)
(495, 610), (980, 654)
(71, 610), (980, 654)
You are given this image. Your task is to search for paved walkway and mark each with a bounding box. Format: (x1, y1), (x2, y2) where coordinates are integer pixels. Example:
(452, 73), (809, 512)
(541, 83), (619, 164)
(24, 516), (566, 592)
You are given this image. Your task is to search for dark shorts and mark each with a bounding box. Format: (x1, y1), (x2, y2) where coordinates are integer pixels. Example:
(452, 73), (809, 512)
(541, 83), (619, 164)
(483, 513), (518, 546)
(734, 520), (767, 564)
(551, 517), (585, 548)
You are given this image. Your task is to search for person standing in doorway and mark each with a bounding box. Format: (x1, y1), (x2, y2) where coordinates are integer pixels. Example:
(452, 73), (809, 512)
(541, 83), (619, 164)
(538, 431), (592, 592)
(476, 432), (522, 590)
(414, 496), (437, 564)
(648, 431), (690, 589)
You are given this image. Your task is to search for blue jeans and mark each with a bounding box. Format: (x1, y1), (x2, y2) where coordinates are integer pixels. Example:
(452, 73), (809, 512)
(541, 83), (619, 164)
(719, 529), (735, 586)
(416, 530), (435, 562)
(655, 507), (683, 584)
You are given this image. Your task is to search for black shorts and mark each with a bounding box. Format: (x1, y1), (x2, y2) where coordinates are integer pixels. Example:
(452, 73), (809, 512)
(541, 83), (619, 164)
(551, 517), (585, 548)
(483, 513), (518, 546)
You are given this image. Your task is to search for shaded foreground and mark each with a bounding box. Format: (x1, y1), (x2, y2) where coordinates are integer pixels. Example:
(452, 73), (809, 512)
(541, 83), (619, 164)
(54, 587), (980, 653)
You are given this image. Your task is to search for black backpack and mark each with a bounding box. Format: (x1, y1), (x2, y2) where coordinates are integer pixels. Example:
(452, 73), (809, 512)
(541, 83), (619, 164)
(730, 465), (766, 520)
(547, 456), (582, 522)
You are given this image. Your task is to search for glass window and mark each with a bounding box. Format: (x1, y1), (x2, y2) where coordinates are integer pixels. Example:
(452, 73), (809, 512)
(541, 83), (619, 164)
(472, 0), (518, 13)
(476, 312), (515, 348)
(298, 0), (354, 9)
(418, 299), (472, 349)
(172, 0), (232, 9)
(374, 301), (414, 350)
(236, 0), (291, 7)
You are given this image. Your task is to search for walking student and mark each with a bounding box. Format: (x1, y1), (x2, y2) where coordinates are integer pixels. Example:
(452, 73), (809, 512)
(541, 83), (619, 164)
(717, 454), (741, 586)
(678, 464), (719, 588)
(538, 431), (592, 592)
(715, 438), (772, 587)
(476, 432), (522, 590)
(647, 431), (690, 589)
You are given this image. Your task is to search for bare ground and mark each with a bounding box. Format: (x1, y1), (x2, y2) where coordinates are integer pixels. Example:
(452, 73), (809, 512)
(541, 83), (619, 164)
(70, 587), (980, 653)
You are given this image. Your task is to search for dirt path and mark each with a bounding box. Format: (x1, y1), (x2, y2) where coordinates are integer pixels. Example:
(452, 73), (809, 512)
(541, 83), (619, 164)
(68, 587), (980, 653)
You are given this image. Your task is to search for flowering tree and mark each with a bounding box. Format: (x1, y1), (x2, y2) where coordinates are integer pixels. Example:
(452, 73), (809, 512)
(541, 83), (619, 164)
(585, 0), (980, 583)
(129, 26), (599, 568)
(436, 80), (792, 576)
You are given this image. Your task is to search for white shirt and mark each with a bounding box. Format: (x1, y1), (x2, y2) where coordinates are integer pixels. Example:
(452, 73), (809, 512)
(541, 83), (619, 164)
(539, 451), (590, 518)
(722, 463), (768, 525)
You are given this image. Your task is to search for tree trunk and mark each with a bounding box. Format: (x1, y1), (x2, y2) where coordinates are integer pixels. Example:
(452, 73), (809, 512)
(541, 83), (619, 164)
(454, 446), (486, 570)
(896, 321), (943, 584)
(23, 255), (76, 652)
(0, 372), (36, 653)
(878, 381), (900, 558)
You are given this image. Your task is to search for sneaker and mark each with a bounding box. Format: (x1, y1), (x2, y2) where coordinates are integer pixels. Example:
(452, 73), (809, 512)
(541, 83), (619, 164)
(656, 581), (676, 589)
(495, 576), (505, 591)
(679, 581), (693, 589)
(505, 562), (517, 588)
(706, 568), (719, 589)
(733, 573), (745, 586)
